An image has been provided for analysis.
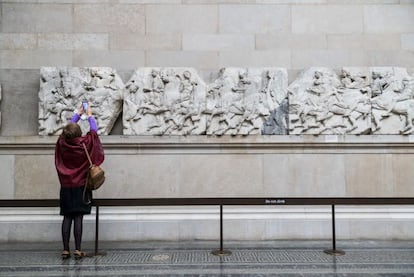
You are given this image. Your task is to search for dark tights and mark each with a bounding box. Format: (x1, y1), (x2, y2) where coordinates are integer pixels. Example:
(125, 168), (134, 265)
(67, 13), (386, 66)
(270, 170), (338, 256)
(62, 214), (83, 251)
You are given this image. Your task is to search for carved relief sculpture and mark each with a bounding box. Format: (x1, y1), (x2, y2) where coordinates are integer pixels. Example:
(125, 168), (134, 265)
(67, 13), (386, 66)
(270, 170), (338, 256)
(288, 67), (371, 135)
(123, 68), (207, 135)
(38, 67), (124, 135)
(370, 67), (414, 134)
(123, 67), (288, 136)
(205, 68), (288, 135)
(337, 67), (372, 134)
(38, 66), (414, 136)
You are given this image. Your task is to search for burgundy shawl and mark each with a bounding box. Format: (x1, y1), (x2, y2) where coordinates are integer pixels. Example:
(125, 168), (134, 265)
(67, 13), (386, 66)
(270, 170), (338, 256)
(55, 131), (104, 188)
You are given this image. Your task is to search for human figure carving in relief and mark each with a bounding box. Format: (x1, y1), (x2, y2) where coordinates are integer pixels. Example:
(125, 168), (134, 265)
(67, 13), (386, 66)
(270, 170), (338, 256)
(166, 70), (200, 134)
(237, 71), (276, 135)
(289, 71), (322, 133)
(226, 70), (252, 135)
(289, 68), (372, 135)
(314, 70), (358, 133)
(142, 69), (169, 115)
(86, 68), (123, 134)
(123, 80), (140, 126)
(39, 67), (123, 136)
(302, 70), (340, 133)
(370, 70), (391, 132)
(205, 68), (227, 135)
(122, 76), (155, 136)
(371, 68), (414, 134)
(260, 69), (289, 135)
(207, 69), (251, 135)
(123, 68), (207, 135)
(260, 70), (278, 113)
(141, 69), (170, 134)
(377, 76), (414, 134)
(40, 69), (79, 134)
(205, 68), (288, 136)
(337, 68), (371, 134)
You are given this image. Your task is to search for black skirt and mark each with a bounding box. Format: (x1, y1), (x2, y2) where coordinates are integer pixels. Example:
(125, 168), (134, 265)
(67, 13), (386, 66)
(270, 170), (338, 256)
(60, 185), (92, 216)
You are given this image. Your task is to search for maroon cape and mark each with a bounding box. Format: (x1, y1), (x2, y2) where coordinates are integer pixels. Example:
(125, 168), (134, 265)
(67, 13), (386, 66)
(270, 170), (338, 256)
(55, 131), (104, 188)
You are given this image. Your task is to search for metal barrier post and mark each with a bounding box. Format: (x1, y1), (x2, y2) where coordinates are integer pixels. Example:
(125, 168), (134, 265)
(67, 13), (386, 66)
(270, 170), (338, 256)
(94, 205), (106, 256)
(324, 204), (345, 256)
(211, 205), (232, 256)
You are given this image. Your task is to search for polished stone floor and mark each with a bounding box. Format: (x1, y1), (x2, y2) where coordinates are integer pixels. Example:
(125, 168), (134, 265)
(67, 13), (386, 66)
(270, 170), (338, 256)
(0, 240), (413, 276)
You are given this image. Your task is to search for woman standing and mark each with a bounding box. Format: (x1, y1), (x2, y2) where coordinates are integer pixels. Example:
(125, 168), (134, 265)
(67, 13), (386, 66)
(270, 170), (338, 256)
(55, 104), (104, 259)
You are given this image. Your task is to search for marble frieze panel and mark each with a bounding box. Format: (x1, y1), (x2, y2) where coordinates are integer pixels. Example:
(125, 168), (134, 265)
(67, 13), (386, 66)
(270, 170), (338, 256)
(289, 67), (414, 135)
(206, 68), (288, 135)
(36, 66), (414, 136)
(123, 68), (207, 136)
(123, 67), (288, 135)
(289, 67), (372, 135)
(38, 67), (124, 135)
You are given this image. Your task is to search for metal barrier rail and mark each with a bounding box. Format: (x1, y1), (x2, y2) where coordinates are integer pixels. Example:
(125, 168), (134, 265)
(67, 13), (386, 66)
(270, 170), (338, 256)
(1, 197), (414, 256)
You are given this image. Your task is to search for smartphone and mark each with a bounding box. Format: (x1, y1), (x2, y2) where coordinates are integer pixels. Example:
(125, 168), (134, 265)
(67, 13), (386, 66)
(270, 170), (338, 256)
(82, 101), (88, 111)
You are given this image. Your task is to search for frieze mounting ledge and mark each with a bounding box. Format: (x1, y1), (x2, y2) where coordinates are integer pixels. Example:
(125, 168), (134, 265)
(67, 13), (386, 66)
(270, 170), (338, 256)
(1, 135), (414, 155)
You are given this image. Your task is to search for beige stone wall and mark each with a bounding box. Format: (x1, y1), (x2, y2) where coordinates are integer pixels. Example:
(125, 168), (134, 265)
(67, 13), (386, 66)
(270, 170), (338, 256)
(1, 0), (413, 136)
(2, 135), (414, 200)
(1, 1), (413, 71)
(2, 136), (414, 241)
(1, 0), (414, 241)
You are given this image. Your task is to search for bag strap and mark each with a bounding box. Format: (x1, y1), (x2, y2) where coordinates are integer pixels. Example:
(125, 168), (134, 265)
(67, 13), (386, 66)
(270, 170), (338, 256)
(82, 142), (92, 204)
(82, 143), (93, 167)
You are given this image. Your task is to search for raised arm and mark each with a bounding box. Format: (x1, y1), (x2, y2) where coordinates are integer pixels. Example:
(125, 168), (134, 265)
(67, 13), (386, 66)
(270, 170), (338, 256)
(86, 104), (98, 132)
(70, 113), (81, 123)
(88, 116), (97, 132)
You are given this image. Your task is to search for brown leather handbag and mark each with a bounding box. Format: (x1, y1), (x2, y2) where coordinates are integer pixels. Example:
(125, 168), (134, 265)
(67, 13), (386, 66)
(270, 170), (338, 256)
(82, 143), (105, 191)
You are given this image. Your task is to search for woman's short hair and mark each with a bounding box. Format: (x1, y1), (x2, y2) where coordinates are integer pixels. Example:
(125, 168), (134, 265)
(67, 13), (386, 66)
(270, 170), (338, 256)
(62, 123), (82, 139)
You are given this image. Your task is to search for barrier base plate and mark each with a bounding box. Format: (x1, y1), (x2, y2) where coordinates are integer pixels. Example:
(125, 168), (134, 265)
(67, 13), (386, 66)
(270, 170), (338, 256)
(211, 249), (232, 256)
